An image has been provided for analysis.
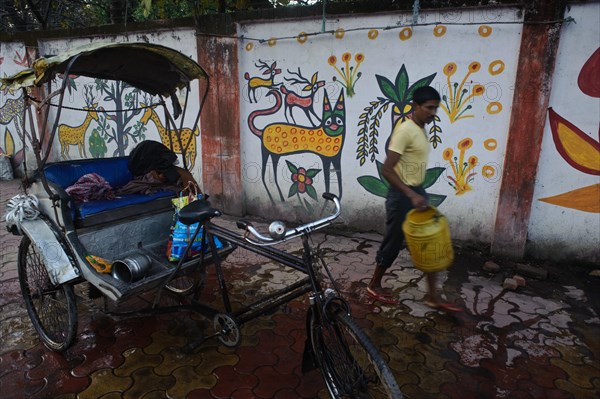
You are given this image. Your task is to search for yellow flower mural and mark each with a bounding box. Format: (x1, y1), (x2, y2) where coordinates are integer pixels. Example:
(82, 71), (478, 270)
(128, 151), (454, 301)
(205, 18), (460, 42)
(329, 52), (364, 97)
(441, 61), (485, 123)
(444, 138), (478, 195)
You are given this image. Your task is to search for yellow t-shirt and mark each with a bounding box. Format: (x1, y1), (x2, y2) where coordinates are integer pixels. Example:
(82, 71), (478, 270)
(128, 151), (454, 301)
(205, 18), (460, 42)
(388, 119), (430, 186)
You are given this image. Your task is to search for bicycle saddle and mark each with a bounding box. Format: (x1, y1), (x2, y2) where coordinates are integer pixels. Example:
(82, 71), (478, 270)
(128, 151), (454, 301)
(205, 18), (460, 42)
(178, 199), (221, 225)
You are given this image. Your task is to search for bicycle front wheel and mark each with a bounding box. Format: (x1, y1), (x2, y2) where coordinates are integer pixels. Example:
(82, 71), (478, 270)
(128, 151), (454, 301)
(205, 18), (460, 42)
(18, 236), (78, 351)
(309, 304), (402, 399)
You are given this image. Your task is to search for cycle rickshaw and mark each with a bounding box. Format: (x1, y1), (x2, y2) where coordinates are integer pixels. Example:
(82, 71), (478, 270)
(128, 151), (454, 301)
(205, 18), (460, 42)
(2, 42), (402, 398)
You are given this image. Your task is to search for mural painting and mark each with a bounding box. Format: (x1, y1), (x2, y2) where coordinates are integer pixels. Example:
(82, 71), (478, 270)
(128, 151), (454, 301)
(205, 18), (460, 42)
(49, 76), (199, 168)
(139, 103), (199, 169)
(247, 83), (345, 203)
(0, 90), (25, 165)
(240, 11), (520, 237)
(280, 69), (325, 125)
(0, 47), (29, 169)
(35, 35), (200, 169)
(58, 86), (99, 159)
(441, 61), (486, 123)
(328, 52), (363, 98)
(538, 47), (599, 214)
(244, 60), (281, 103)
(286, 160), (322, 213)
(355, 65), (446, 205)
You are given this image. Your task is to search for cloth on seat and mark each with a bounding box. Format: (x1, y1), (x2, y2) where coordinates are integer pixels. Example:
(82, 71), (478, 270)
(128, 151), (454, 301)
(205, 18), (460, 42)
(116, 171), (181, 195)
(65, 173), (115, 202)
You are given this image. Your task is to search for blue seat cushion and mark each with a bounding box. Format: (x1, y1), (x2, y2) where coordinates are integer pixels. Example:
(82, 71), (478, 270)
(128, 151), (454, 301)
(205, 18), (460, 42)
(44, 157), (133, 189)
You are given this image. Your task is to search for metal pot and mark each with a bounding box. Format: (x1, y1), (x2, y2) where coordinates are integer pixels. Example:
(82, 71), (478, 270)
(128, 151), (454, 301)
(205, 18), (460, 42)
(111, 253), (152, 283)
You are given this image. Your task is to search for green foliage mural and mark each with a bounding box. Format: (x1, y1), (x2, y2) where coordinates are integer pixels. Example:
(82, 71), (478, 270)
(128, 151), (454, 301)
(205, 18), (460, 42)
(356, 65), (446, 205)
(356, 65), (443, 166)
(358, 163), (447, 206)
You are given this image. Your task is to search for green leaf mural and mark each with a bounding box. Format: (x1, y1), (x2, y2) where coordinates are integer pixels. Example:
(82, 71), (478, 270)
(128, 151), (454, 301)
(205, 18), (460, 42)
(357, 161), (447, 206)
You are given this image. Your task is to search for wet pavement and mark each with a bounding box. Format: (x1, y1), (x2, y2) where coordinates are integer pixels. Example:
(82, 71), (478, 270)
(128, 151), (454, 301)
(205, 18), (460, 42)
(1, 178), (599, 399)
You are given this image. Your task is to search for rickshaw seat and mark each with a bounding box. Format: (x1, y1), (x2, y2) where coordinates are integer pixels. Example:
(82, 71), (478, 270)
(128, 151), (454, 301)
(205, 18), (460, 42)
(43, 157), (177, 227)
(44, 156), (134, 188)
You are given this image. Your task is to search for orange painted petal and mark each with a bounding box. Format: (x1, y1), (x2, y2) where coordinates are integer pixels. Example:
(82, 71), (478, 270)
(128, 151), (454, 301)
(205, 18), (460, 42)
(539, 183), (600, 213)
(548, 108), (600, 175)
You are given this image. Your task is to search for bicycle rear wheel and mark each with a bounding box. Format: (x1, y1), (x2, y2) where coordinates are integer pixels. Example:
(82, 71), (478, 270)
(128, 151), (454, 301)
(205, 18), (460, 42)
(309, 304), (402, 398)
(18, 236), (78, 351)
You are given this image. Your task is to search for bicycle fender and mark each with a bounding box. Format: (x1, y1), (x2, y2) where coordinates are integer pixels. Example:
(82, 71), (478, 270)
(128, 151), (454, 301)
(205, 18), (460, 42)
(19, 219), (80, 285)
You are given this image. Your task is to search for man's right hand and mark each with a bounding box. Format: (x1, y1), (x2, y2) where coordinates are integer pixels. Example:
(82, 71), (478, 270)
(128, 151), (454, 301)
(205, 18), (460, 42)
(410, 193), (428, 211)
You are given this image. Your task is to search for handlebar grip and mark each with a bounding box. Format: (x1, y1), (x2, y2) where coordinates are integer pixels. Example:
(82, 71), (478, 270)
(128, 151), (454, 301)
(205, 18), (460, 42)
(322, 192), (337, 201)
(236, 219), (252, 230)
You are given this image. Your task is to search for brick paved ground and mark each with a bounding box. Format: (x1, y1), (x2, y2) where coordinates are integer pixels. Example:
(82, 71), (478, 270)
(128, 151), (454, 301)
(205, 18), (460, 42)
(1, 179), (599, 398)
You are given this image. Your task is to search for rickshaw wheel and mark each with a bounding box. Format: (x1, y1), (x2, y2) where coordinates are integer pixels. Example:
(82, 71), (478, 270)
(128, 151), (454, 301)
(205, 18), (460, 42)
(18, 236), (78, 351)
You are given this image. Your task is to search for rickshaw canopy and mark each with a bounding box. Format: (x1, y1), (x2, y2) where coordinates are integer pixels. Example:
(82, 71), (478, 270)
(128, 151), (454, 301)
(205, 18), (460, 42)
(1, 42), (207, 97)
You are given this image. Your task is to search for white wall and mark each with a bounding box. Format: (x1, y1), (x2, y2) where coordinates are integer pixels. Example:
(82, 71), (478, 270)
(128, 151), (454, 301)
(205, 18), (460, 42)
(527, 3), (600, 262)
(238, 8), (523, 242)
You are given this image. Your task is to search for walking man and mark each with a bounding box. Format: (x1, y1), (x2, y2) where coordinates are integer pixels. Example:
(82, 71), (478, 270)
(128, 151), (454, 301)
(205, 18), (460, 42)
(366, 86), (460, 312)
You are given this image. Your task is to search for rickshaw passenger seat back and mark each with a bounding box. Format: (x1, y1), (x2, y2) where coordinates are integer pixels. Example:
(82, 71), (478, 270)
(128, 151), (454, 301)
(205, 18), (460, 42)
(44, 157), (133, 189)
(42, 157), (177, 228)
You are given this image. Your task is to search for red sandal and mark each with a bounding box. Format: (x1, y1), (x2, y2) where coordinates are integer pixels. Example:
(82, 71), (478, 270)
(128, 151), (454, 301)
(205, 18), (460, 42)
(366, 287), (399, 305)
(426, 301), (462, 313)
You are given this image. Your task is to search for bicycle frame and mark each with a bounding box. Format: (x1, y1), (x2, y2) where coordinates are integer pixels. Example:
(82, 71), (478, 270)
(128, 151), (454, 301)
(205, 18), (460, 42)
(164, 220), (322, 327)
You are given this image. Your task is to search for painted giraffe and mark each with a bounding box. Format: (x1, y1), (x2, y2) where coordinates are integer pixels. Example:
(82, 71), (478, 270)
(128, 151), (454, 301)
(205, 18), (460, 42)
(139, 103), (199, 169)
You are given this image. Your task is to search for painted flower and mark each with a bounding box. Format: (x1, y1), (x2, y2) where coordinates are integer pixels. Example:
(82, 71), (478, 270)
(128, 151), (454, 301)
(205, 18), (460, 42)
(444, 62), (457, 77)
(473, 84), (485, 96)
(287, 160), (321, 200)
(469, 62), (481, 73)
(293, 168), (311, 192)
(458, 138), (473, 150)
(328, 55), (337, 66)
(468, 155), (478, 167)
(355, 53), (365, 63)
(342, 52), (352, 63)
(443, 148), (454, 161)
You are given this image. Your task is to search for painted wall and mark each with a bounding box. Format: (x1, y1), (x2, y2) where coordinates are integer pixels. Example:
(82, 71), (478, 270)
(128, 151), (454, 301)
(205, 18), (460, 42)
(527, 3), (600, 262)
(14, 29), (204, 185)
(1, 2), (599, 263)
(238, 8), (523, 241)
(0, 41), (29, 174)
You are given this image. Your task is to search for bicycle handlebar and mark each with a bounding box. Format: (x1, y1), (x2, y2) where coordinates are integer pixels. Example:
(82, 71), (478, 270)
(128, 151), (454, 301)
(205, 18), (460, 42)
(237, 193), (341, 246)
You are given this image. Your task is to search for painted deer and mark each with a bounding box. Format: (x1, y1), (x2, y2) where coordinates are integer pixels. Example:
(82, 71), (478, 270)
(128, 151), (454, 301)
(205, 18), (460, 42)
(139, 103), (199, 169)
(280, 69), (325, 126)
(248, 89), (345, 202)
(58, 86), (99, 159)
(244, 60), (282, 103)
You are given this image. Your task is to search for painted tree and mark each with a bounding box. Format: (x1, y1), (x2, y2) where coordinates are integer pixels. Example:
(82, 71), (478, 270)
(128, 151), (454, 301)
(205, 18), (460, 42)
(93, 79), (148, 156)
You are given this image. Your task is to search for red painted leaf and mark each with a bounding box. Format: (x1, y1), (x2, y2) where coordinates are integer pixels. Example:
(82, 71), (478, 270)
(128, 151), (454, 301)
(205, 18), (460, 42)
(578, 47), (600, 98)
